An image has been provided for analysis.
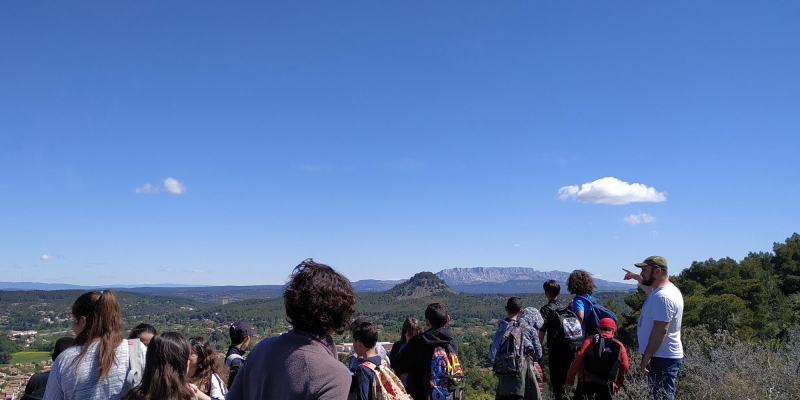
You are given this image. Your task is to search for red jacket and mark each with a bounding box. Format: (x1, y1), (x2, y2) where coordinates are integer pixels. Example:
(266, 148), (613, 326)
(566, 332), (629, 391)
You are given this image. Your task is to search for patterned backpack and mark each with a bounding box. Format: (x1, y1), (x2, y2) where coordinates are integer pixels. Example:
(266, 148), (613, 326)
(430, 343), (464, 400)
(492, 319), (526, 375)
(359, 359), (412, 400)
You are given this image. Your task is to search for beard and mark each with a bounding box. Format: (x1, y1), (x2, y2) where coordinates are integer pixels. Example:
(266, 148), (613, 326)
(642, 275), (655, 286)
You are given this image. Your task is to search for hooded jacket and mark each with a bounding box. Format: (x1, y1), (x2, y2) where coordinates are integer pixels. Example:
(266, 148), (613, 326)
(392, 326), (459, 400)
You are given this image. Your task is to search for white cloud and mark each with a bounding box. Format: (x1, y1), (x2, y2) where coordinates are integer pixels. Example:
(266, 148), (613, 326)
(135, 178), (187, 194)
(134, 183), (160, 193)
(184, 269), (205, 273)
(513, 244), (520, 248)
(41, 254), (62, 261)
(163, 178), (186, 194)
(624, 213), (657, 225)
(557, 177), (667, 205)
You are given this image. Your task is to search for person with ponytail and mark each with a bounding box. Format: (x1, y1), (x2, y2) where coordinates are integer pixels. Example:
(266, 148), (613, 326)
(187, 336), (228, 400)
(121, 332), (199, 400)
(43, 290), (145, 400)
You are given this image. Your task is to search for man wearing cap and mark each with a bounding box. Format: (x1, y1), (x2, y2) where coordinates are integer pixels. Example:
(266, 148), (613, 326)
(566, 318), (629, 400)
(623, 256), (684, 400)
(226, 321), (257, 388)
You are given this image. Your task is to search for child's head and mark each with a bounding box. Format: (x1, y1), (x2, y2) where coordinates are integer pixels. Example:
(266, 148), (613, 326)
(598, 318), (617, 335)
(543, 280), (560, 300)
(567, 270), (596, 295)
(424, 303), (449, 328)
(505, 297), (522, 317)
(351, 320), (378, 357)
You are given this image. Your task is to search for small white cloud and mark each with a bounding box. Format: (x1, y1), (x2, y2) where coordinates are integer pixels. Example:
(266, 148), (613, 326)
(183, 269), (205, 273)
(158, 266), (173, 272)
(41, 254), (63, 261)
(624, 213), (657, 225)
(513, 244), (520, 248)
(135, 178), (187, 194)
(134, 183), (161, 194)
(558, 177), (667, 205)
(163, 178), (186, 194)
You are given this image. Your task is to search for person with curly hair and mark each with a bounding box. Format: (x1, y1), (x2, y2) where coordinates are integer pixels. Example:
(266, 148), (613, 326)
(567, 269), (598, 336)
(120, 332), (198, 400)
(187, 336), (227, 400)
(226, 259), (357, 400)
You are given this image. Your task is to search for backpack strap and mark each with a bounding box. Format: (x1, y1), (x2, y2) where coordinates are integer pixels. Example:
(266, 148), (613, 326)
(126, 338), (144, 388)
(225, 353), (245, 367)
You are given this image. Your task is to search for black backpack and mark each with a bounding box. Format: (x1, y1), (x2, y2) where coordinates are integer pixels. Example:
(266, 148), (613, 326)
(550, 305), (584, 352)
(581, 334), (623, 389)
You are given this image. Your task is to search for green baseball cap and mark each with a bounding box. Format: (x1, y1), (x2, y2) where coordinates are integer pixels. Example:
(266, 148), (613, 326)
(634, 255), (668, 271)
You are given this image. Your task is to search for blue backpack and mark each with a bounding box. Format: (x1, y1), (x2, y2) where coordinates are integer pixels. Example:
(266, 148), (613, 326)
(574, 295), (618, 337)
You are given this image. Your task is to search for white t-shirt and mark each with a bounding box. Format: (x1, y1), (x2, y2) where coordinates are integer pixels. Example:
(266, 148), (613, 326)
(637, 282), (684, 359)
(209, 372), (227, 400)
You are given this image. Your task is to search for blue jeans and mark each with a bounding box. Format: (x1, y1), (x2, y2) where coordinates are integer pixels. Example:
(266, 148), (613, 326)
(648, 357), (682, 400)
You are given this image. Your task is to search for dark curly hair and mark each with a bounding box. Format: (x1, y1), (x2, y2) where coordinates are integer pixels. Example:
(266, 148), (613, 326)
(284, 259), (356, 335)
(567, 270), (596, 295)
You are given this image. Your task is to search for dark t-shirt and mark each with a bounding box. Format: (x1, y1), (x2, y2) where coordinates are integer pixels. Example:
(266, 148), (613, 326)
(22, 371), (50, 400)
(351, 355), (383, 400)
(226, 346), (246, 389)
(539, 299), (567, 351)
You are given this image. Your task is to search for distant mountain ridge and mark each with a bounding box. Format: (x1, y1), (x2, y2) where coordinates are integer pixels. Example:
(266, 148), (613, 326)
(0, 266), (634, 298)
(436, 267), (635, 293)
(437, 267), (571, 285)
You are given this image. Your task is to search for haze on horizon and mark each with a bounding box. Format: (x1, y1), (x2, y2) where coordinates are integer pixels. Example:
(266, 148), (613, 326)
(1, 1), (798, 286)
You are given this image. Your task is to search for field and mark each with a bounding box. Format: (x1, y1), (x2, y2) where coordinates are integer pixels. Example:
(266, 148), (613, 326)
(11, 351), (50, 364)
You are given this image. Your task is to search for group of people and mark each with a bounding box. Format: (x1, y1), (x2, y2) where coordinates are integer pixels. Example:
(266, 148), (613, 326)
(21, 256), (683, 400)
(24, 289), (249, 400)
(486, 255), (684, 400)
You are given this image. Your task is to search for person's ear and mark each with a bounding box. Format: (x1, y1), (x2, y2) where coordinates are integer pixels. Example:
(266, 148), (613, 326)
(425, 318), (432, 328)
(446, 315), (451, 325)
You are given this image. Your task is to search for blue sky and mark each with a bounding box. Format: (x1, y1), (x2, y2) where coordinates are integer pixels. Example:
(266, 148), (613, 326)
(1, 1), (798, 286)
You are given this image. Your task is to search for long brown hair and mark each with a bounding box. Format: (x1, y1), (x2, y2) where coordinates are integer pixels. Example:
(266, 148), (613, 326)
(400, 317), (422, 342)
(188, 336), (228, 392)
(121, 332), (196, 400)
(71, 290), (123, 383)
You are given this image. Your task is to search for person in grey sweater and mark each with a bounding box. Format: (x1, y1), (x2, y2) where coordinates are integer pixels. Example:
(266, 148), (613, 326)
(226, 259), (357, 400)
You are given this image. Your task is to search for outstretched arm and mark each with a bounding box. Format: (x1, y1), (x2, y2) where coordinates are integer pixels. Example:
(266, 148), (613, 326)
(622, 268), (653, 295)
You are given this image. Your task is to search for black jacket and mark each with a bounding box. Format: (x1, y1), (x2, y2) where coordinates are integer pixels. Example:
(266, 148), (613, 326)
(225, 345), (246, 389)
(393, 327), (459, 400)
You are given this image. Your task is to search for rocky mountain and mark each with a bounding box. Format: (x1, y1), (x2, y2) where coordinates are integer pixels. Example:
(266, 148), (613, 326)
(387, 272), (455, 299)
(437, 267), (571, 286)
(436, 267), (635, 293)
